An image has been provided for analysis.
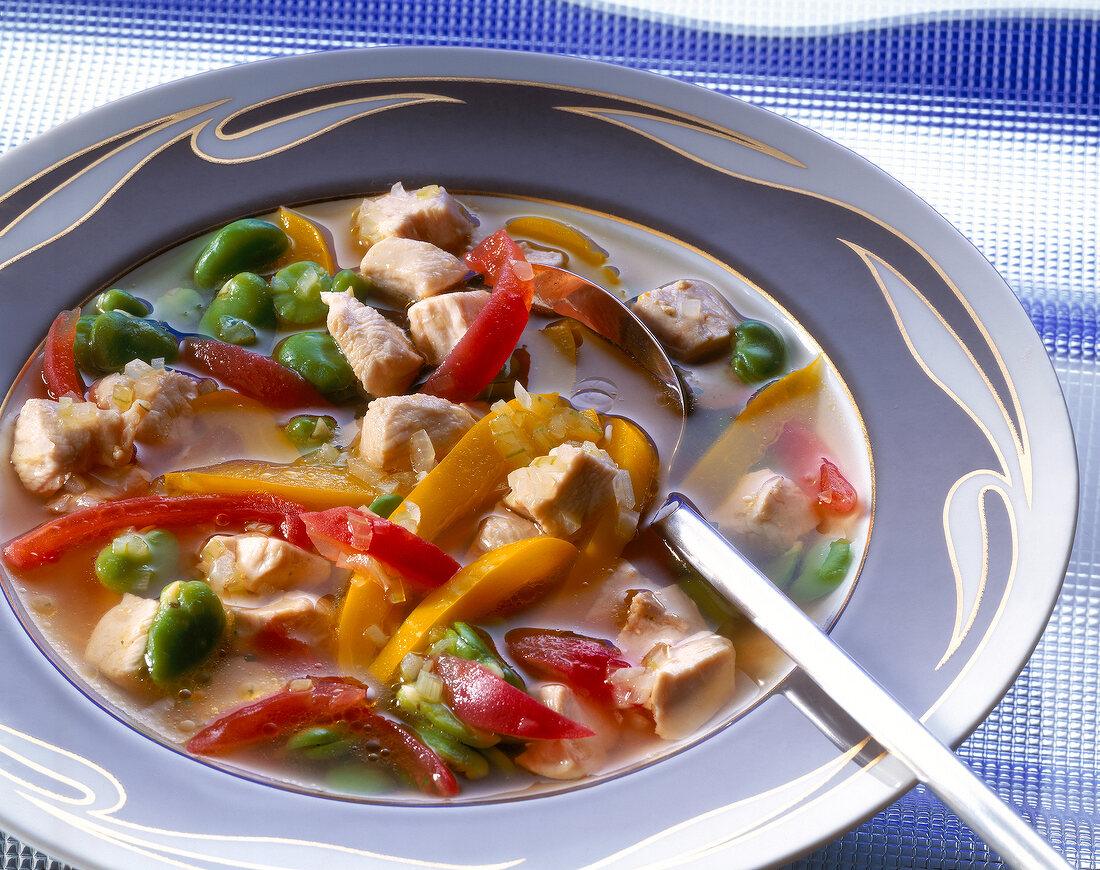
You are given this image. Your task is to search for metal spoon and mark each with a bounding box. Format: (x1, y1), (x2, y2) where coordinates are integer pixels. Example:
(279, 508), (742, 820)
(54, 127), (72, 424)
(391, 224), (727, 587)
(531, 263), (1070, 870)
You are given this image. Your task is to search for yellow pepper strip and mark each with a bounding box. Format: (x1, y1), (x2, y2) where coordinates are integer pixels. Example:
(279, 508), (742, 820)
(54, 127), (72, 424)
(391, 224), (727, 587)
(158, 459), (379, 510)
(337, 570), (396, 673)
(505, 216), (608, 266)
(272, 206), (337, 274)
(369, 537), (578, 683)
(563, 415), (659, 590)
(388, 393), (602, 542)
(681, 356), (826, 512)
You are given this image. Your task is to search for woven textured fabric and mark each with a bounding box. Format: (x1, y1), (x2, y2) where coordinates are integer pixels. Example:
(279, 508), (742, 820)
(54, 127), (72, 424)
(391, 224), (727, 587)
(0, 2), (1097, 868)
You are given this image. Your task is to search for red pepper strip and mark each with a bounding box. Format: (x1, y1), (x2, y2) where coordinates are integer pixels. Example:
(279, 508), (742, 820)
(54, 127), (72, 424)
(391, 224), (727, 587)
(817, 458), (857, 514)
(43, 308), (85, 400)
(302, 507), (460, 592)
(2, 493), (310, 570)
(433, 654), (595, 740)
(187, 676), (369, 755)
(505, 628), (631, 705)
(419, 230), (533, 403)
(187, 676), (459, 797)
(182, 337), (330, 410)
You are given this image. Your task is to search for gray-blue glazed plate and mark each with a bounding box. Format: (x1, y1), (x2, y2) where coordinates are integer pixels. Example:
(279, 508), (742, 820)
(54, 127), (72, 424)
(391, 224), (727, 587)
(0, 47), (1077, 870)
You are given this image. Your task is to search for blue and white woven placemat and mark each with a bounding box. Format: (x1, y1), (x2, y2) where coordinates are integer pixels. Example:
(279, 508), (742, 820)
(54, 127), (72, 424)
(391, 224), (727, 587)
(0, 2), (1096, 867)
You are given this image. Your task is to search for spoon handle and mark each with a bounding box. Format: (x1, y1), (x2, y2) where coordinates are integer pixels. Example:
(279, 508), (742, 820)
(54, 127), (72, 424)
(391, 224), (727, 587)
(653, 494), (1071, 870)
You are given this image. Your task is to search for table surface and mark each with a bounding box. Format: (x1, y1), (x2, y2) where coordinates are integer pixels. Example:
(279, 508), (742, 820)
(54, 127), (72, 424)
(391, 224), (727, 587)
(0, 2), (1096, 868)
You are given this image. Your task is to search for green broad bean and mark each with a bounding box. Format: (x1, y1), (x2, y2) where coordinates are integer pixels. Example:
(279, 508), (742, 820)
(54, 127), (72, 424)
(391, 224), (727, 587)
(192, 219), (289, 290)
(407, 717), (490, 779)
(730, 319), (787, 384)
(144, 580), (226, 688)
(331, 269), (372, 302)
(94, 288), (150, 317)
(94, 529), (180, 595)
(287, 725), (356, 761)
(273, 331), (354, 395)
(84, 310), (179, 374)
(368, 493), (404, 519)
(397, 692), (498, 748)
(428, 623), (525, 690)
(324, 763), (390, 794)
(156, 286), (206, 326)
(788, 538), (853, 603)
(73, 314), (98, 373)
(284, 414), (338, 453)
(767, 542), (804, 589)
(199, 272), (276, 344)
(271, 261), (332, 326)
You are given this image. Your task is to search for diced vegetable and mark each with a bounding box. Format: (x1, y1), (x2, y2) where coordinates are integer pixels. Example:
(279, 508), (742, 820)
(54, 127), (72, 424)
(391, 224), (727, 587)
(432, 654), (594, 740)
(368, 493), (403, 519)
(42, 308), (85, 400)
(199, 271), (275, 344)
(3, 493), (311, 570)
(428, 622), (525, 690)
(144, 580), (226, 687)
(369, 536), (577, 683)
(181, 337), (330, 409)
(787, 538), (853, 602)
(83, 310), (180, 374)
(193, 218), (289, 290)
(271, 261), (332, 326)
(94, 289), (150, 317)
(331, 269), (372, 302)
(94, 529), (180, 595)
(505, 628), (631, 704)
(273, 206), (337, 275)
(273, 331), (355, 396)
(283, 414), (338, 454)
(730, 319), (787, 383)
(336, 571), (395, 672)
(816, 458), (857, 514)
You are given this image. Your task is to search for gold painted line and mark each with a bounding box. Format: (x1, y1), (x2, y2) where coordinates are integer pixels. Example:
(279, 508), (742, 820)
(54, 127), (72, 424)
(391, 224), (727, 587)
(556, 107), (806, 167)
(0, 723), (123, 811)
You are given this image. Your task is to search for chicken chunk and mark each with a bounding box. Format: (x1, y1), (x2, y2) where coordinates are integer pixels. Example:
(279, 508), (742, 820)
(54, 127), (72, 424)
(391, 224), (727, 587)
(358, 237), (469, 304)
(614, 586), (709, 662)
(11, 398), (132, 496)
(353, 182), (478, 254)
(46, 464), (152, 514)
(84, 593), (159, 690)
(468, 509), (542, 558)
(321, 290), (423, 398)
(228, 594), (336, 653)
(89, 360), (206, 443)
(406, 289), (490, 365)
(503, 442), (620, 538)
(356, 394), (476, 472)
(714, 467), (818, 555)
(515, 684), (619, 780)
(608, 632), (737, 739)
(200, 533), (341, 599)
(630, 279), (737, 362)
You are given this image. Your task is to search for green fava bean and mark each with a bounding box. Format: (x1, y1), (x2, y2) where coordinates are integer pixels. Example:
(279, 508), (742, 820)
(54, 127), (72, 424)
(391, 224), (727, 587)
(332, 269), (372, 302)
(145, 580), (227, 688)
(94, 529), (181, 595)
(88, 310), (180, 373)
(368, 493), (403, 519)
(274, 331), (354, 395)
(287, 725), (356, 761)
(284, 414), (338, 452)
(94, 288), (150, 317)
(788, 538), (853, 603)
(730, 319), (787, 384)
(271, 261), (332, 326)
(199, 272), (276, 344)
(73, 314), (98, 374)
(193, 219), (289, 290)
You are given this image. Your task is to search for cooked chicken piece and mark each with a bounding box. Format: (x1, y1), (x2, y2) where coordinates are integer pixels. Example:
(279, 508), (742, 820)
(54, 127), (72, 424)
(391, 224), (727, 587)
(228, 594), (336, 653)
(358, 237), (469, 304)
(353, 182), (478, 254)
(715, 467), (818, 555)
(515, 683), (619, 780)
(503, 442), (620, 538)
(468, 509), (542, 558)
(200, 533), (341, 599)
(84, 593), (159, 690)
(11, 398), (133, 496)
(46, 464), (152, 514)
(89, 360), (206, 443)
(356, 394), (476, 472)
(630, 279), (737, 362)
(406, 289), (490, 365)
(614, 586), (709, 662)
(321, 290), (423, 397)
(608, 632), (737, 739)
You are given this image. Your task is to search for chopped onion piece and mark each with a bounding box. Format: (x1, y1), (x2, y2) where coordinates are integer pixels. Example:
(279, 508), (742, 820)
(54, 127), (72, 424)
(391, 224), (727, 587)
(399, 653), (425, 684)
(287, 678), (315, 693)
(409, 428), (437, 477)
(365, 624), (388, 646)
(513, 380), (532, 409)
(415, 668), (445, 704)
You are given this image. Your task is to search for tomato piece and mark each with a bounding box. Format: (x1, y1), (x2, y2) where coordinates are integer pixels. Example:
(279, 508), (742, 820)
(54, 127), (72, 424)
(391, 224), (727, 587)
(2, 493), (310, 570)
(432, 654), (595, 740)
(419, 230), (533, 403)
(817, 458), (857, 513)
(43, 308), (85, 400)
(505, 629), (631, 705)
(187, 676), (458, 796)
(182, 337), (330, 409)
(302, 507), (460, 592)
